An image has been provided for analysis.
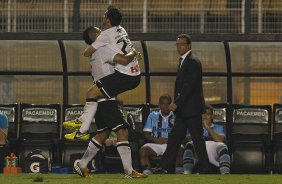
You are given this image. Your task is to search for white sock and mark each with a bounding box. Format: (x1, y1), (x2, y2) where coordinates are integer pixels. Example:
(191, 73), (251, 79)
(78, 100), (97, 133)
(116, 141), (133, 175)
(79, 138), (102, 168)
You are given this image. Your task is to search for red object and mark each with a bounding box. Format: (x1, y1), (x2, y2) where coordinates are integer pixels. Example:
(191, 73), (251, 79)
(3, 167), (22, 174)
(5, 153), (18, 167)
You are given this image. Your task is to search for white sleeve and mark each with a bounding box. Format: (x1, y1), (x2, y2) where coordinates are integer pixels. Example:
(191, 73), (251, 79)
(107, 48), (117, 63)
(91, 31), (110, 50)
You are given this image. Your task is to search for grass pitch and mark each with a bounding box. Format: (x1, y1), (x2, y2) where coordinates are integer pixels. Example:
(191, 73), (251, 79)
(0, 173), (282, 184)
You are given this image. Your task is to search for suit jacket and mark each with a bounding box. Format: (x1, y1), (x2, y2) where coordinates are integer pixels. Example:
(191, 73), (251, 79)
(174, 51), (206, 117)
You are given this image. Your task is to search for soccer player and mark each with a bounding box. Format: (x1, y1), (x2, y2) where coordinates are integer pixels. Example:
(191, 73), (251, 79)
(73, 26), (147, 178)
(139, 94), (174, 174)
(182, 104), (231, 174)
(64, 5), (142, 140)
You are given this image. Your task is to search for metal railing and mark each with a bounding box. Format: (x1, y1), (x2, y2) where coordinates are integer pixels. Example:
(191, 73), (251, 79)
(0, 0), (281, 33)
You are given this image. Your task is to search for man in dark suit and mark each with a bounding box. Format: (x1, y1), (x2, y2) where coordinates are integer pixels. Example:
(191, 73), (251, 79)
(154, 34), (210, 174)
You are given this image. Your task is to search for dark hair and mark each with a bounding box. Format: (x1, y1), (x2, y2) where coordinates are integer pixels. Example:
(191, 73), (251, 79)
(83, 26), (101, 45)
(177, 34), (192, 45)
(83, 26), (95, 45)
(106, 5), (122, 26)
(159, 94), (172, 104)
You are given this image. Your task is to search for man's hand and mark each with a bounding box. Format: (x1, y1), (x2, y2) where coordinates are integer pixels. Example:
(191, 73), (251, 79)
(202, 119), (210, 130)
(136, 51), (142, 61)
(168, 103), (177, 111)
(155, 137), (167, 144)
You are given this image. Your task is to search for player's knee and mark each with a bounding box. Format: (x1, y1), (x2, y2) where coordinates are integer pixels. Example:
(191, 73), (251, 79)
(216, 143), (229, 156)
(115, 128), (128, 140)
(184, 141), (194, 152)
(86, 85), (102, 99)
(139, 147), (147, 157)
(95, 131), (110, 143)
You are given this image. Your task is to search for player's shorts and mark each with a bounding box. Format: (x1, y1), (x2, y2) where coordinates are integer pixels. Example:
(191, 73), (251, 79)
(95, 100), (128, 133)
(185, 140), (221, 167)
(141, 143), (167, 156)
(205, 141), (221, 167)
(96, 70), (141, 99)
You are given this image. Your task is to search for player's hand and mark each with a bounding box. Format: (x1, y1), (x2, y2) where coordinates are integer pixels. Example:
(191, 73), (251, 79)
(168, 103), (177, 111)
(202, 120), (209, 129)
(155, 137), (166, 144)
(136, 52), (142, 61)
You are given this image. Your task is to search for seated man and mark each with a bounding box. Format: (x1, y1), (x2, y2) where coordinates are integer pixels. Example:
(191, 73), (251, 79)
(139, 94), (183, 174)
(0, 113), (9, 172)
(182, 104), (230, 174)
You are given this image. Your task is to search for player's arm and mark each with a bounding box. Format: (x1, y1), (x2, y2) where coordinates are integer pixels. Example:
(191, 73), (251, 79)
(83, 45), (97, 57)
(83, 31), (109, 57)
(143, 131), (158, 143)
(206, 126), (225, 142)
(113, 49), (139, 65)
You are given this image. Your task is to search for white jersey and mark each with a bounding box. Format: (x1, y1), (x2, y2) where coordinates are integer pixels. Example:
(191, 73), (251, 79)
(90, 46), (116, 82)
(92, 25), (141, 76)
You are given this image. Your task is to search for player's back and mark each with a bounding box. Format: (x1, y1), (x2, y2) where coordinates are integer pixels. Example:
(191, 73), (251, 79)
(93, 25), (141, 76)
(90, 46), (116, 82)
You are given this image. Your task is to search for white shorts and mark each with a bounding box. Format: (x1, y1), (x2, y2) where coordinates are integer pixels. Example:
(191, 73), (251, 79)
(205, 141), (220, 167)
(141, 143), (167, 156)
(192, 141), (220, 167)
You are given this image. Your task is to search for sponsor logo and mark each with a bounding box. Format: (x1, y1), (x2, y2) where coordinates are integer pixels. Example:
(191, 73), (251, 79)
(233, 108), (268, 124)
(22, 108), (57, 122)
(236, 110), (266, 117)
(30, 162), (40, 173)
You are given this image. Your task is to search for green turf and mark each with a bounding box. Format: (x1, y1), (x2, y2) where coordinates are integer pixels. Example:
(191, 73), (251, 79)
(1, 174), (282, 184)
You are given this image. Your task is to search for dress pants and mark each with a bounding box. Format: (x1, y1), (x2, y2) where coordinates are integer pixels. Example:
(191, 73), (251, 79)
(159, 115), (210, 173)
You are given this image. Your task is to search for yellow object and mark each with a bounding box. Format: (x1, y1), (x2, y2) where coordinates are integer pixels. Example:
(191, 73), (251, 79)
(63, 119), (83, 130)
(124, 170), (148, 179)
(64, 130), (90, 141)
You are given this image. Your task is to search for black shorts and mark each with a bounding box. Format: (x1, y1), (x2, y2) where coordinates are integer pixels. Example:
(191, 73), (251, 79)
(95, 100), (128, 133)
(96, 71), (141, 99)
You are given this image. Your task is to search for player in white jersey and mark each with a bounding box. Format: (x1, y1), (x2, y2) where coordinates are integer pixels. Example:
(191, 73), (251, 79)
(64, 6), (142, 140)
(72, 26), (147, 179)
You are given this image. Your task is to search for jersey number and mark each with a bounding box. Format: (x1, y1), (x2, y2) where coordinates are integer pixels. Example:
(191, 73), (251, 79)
(116, 36), (132, 54)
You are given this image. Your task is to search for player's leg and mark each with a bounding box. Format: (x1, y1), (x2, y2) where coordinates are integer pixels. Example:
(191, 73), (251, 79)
(115, 128), (147, 178)
(96, 71), (141, 99)
(98, 100), (147, 178)
(79, 130), (110, 168)
(183, 142), (196, 174)
(74, 130), (110, 177)
(216, 143), (230, 174)
(139, 143), (163, 174)
(77, 85), (102, 133)
(74, 104), (111, 177)
(175, 146), (185, 174)
(64, 86), (108, 140)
